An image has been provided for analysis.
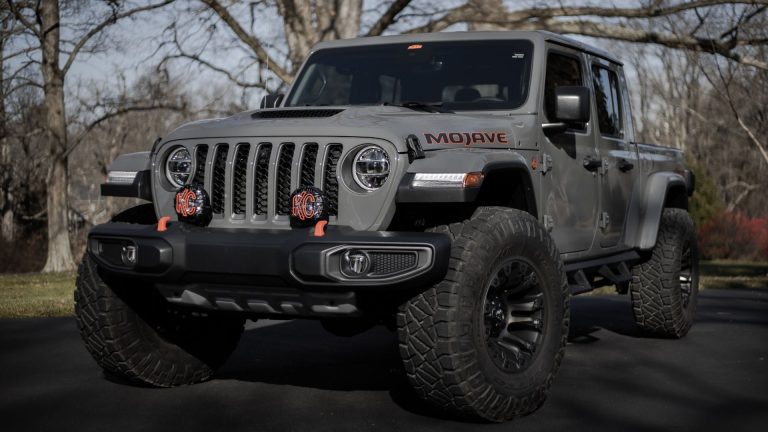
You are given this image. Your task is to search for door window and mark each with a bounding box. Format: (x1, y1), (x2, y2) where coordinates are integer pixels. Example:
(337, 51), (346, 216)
(591, 65), (623, 138)
(544, 52), (585, 130)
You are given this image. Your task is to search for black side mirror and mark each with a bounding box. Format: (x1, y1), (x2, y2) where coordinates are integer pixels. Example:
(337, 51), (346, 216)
(260, 93), (284, 109)
(554, 86), (590, 123)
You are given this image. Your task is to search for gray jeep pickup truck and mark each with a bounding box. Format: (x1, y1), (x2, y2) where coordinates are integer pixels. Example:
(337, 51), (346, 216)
(76, 31), (698, 422)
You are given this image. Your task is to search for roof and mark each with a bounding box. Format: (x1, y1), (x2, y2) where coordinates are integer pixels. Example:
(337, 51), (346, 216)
(312, 30), (622, 65)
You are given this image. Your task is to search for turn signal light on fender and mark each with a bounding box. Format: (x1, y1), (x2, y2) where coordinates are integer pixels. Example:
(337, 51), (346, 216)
(412, 172), (484, 189)
(463, 172), (484, 188)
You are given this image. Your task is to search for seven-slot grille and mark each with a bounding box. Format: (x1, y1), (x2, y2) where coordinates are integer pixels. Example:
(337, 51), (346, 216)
(190, 141), (343, 222)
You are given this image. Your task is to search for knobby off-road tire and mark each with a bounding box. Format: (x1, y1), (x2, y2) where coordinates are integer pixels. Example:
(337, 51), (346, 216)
(74, 254), (245, 387)
(397, 207), (570, 422)
(629, 208), (699, 338)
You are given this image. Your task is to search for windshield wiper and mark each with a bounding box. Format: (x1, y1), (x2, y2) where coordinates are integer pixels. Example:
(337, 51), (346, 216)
(385, 101), (454, 114)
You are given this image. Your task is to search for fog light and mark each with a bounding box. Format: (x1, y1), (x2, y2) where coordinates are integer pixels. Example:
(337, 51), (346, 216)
(342, 250), (370, 276)
(121, 244), (137, 266)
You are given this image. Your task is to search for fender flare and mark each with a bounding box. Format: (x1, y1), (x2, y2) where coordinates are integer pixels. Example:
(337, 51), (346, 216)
(396, 151), (536, 213)
(625, 171), (687, 250)
(100, 151), (153, 201)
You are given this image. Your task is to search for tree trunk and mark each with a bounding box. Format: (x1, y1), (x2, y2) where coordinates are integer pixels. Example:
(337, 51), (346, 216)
(1, 209), (13, 242)
(40, 0), (75, 272)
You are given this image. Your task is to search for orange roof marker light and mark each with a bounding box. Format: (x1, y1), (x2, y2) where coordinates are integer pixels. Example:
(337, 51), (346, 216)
(407, 44), (423, 50)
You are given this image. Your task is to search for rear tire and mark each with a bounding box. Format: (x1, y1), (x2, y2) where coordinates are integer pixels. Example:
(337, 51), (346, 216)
(74, 254), (244, 387)
(397, 207), (570, 422)
(629, 208), (699, 338)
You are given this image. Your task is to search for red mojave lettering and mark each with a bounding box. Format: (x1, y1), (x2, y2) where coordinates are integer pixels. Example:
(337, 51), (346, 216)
(424, 131), (509, 146)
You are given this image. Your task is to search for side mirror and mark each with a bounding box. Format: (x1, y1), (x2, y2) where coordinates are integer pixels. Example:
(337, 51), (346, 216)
(260, 93), (284, 109)
(554, 86), (590, 123)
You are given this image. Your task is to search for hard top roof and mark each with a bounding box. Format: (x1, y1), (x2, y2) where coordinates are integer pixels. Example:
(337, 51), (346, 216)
(312, 30), (622, 65)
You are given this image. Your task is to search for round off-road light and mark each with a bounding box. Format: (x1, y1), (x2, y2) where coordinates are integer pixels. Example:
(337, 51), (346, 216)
(290, 186), (329, 228)
(175, 184), (212, 226)
(341, 250), (371, 276)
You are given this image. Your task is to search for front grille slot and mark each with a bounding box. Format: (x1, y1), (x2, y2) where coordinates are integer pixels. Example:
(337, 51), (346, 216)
(231, 144), (250, 217)
(300, 143), (318, 188)
(193, 145), (208, 185)
(253, 144), (272, 216)
(323, 144), (343, 216)
(211, 144), (229, 214)
(275, 143), (295, 215)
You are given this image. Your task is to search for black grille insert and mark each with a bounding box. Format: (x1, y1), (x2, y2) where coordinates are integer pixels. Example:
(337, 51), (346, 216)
(323, 144), (343, 216)
(211, 144), (229, 214)
(232, 144), (250, 217)
(251, 109), (344, 119)
(193, 145), (208, 185)
(275, 143), (295, 215)
(300, 143), (318, 188)
(369, 252), (418, 276)
(253, 144), (272, 216)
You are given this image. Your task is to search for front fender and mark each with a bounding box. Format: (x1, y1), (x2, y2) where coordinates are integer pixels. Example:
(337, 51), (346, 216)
(396, 149), (533, 203)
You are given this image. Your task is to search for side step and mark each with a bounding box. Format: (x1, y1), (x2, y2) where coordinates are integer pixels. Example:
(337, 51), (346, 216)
(564, 250), (639, 295)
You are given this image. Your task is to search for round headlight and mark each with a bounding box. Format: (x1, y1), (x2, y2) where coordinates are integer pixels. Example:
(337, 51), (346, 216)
(165, 147), (192, 188)
(353, 145), (390, 191)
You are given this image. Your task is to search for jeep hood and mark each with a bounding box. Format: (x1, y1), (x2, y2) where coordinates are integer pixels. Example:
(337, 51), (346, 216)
(163, 106), (538, 152)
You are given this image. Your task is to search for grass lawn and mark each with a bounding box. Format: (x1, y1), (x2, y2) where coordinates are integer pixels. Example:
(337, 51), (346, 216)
(0, 261), (765, 318)
(700, 260), (768, 290)
(0, 272), (76, 318)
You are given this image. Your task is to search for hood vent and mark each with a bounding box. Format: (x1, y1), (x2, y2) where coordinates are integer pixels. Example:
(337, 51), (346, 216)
(251, 109), (344, 119)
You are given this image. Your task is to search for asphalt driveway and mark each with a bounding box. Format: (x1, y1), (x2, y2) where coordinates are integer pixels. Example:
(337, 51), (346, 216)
(1, 289), (767, 431)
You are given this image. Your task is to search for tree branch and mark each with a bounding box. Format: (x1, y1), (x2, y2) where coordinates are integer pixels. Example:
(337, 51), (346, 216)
(200, 0), (292, 84)
(160, 53), (267, 89)
(61, 0), (176, 76)
(5, 0), (40, 37)
(65, 104), (185, 158)
(366, 0), (412, 37)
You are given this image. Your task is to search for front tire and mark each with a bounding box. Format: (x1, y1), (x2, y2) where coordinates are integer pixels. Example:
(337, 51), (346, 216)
(397, 207), (570, 422)
(629, 208), (699, 338)
(74, 254), (244, 387)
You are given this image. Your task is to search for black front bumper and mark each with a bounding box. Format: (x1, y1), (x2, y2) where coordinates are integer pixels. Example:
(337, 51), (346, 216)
(88, 222), (450, 317)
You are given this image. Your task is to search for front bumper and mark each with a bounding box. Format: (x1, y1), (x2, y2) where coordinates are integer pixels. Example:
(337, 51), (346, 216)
(88, 222), (450, 317)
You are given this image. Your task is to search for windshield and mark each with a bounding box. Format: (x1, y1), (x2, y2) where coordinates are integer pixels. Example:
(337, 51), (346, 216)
(286, 40), (534, 111)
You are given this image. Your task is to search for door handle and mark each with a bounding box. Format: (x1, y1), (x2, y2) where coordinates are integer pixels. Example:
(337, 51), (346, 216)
(618, 158), (634, 172)
(583, 156), (602, 172)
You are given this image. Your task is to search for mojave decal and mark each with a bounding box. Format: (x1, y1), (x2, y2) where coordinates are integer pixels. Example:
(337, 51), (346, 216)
(423, 131), (509, 146)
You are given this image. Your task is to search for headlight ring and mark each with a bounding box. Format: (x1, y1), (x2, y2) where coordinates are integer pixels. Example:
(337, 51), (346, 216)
(352, 145), (390, 191)
(165, 147), (192, 188)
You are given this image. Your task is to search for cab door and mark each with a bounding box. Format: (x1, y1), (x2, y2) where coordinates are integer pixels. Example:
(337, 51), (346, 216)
(539, 47), (600, 254)
(589, 59), (640, 247)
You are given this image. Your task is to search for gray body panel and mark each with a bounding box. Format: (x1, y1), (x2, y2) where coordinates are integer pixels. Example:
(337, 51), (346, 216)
(107, 31), (690, 267)
(108, 151), (151, 172)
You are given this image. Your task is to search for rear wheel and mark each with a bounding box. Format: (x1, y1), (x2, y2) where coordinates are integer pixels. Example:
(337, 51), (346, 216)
(397, 207), (570, 422)
(74, 254), (244, 387)
(629, 208), (699, 338)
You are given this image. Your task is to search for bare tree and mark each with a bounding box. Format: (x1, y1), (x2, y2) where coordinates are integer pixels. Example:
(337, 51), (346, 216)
(4, 0), (174, 272)
(159, 0), (768, 96)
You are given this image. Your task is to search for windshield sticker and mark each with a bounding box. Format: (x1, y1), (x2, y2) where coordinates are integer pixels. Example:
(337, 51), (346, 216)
(424, 132), (509, 146)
